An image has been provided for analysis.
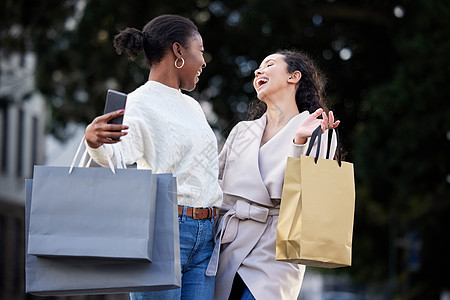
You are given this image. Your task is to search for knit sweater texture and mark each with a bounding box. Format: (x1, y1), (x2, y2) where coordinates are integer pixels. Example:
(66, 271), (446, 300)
(87, 80), (223, 208)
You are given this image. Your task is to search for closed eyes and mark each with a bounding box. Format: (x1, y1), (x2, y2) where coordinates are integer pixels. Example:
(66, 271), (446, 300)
(258, 63), (274, 70)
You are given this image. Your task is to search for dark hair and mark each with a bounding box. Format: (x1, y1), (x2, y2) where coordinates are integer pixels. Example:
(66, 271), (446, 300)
(113, 14), (198, 66)
(247, 49), (329, 120)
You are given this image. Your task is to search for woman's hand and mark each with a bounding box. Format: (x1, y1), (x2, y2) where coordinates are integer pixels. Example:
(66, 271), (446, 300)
(294, 108), (340, 145)
(85, 110), (129, 149)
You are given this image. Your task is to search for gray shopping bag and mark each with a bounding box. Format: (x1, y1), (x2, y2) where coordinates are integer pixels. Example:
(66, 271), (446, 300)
(28, 164), (157, 261)
(25, 174), (181, 295)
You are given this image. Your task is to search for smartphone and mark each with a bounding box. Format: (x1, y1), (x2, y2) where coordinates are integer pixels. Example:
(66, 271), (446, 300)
(104, 89), (127, 140)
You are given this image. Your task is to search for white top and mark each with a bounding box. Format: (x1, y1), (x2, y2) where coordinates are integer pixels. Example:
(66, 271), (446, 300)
(218, 111), (318, 205)
(87, 80), (223, 208)
(258, 112), (310, 199)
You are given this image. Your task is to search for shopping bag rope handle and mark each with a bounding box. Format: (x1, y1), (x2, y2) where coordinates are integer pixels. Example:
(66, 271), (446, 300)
(326, 128), (342, 166)
(69, 136), (116, 174)
(305, 125), (342, 167)
(305, 125), (322, 163)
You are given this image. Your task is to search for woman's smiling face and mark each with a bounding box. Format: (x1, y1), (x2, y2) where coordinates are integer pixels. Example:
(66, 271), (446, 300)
(253, 54), (291, 100)
(178, 32), (206, 92)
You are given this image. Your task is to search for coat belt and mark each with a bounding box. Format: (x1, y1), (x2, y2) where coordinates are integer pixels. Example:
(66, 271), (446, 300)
(206, 199), (279, 276)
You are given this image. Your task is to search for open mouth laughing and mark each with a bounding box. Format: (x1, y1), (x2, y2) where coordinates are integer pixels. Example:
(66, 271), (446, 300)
(255, 77), (269, 90)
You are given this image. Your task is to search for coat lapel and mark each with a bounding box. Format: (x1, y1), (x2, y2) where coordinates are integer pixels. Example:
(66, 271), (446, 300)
(221, 114), (273, 207)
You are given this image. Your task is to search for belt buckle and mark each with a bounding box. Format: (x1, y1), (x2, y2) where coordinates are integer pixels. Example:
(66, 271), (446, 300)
(192, 207), (200, 219)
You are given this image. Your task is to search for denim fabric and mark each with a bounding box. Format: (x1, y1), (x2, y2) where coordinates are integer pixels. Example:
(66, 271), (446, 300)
(230, 274), (256, 300)
(130, 212), (215, 300)
(241, 286), (256, 300)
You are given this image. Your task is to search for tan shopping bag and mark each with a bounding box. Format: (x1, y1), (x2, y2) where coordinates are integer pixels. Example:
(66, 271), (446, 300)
(276, 126), (355, 268)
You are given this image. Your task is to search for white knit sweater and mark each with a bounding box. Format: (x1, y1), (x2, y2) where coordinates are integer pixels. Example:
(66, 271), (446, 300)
(87, 81), (223, 208)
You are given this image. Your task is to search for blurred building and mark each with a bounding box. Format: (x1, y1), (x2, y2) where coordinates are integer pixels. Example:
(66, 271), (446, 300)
(0, 52), (126, 300)
(0, 51), (46, 300)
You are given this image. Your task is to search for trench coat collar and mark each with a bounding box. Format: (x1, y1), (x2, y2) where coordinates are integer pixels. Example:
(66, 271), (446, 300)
(223, 114), (273, 207)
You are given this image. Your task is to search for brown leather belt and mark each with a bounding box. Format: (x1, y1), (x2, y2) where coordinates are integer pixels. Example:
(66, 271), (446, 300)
(178, 205), (217, 219)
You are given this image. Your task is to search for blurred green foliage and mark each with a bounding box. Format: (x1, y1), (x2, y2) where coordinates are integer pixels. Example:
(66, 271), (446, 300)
(1, 0), (449, 298)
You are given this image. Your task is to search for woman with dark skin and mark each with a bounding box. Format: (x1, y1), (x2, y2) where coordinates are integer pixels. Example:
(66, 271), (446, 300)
(85, 15), (222, 299)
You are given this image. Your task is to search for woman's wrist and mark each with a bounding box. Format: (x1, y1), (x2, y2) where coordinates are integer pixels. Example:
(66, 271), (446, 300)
(86, 140), (102, 149)
(293, 136), (307, 145)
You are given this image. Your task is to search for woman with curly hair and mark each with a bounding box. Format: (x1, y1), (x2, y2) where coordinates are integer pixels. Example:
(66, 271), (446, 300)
(207, 50), (340, 300)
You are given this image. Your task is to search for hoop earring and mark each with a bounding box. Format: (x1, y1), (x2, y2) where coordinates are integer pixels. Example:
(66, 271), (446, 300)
(175, 57), (185, 69)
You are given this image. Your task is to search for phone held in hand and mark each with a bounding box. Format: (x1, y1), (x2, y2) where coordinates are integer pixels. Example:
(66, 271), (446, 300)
(104, 89), (127, 141)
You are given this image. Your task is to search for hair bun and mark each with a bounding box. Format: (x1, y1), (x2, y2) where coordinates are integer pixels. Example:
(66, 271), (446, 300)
(114, 15), (198, 66)
(113, 27), (144, 61)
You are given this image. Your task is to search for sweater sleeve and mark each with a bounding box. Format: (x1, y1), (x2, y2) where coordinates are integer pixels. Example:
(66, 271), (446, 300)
(289, 140), (308, 158)
(85, 142), (113, 168)
(86, 97), (147, 168)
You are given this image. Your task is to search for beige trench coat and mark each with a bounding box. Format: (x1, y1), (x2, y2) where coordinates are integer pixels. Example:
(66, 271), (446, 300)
(207, 112), (337, 300)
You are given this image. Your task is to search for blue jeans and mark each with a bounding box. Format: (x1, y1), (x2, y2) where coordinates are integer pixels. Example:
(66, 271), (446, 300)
(230, 273), (256, 300)
(130, 210), (215, 300)
(241, 286), (256, 300)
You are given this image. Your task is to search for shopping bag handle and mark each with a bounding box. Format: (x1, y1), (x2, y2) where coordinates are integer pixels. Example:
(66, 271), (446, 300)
(111, 143), (127, 170)
(305, 125), (322, 163)
(305, 125), (342, 167)
(331, 128), (342, 167)
(69, 136), (116, 174)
